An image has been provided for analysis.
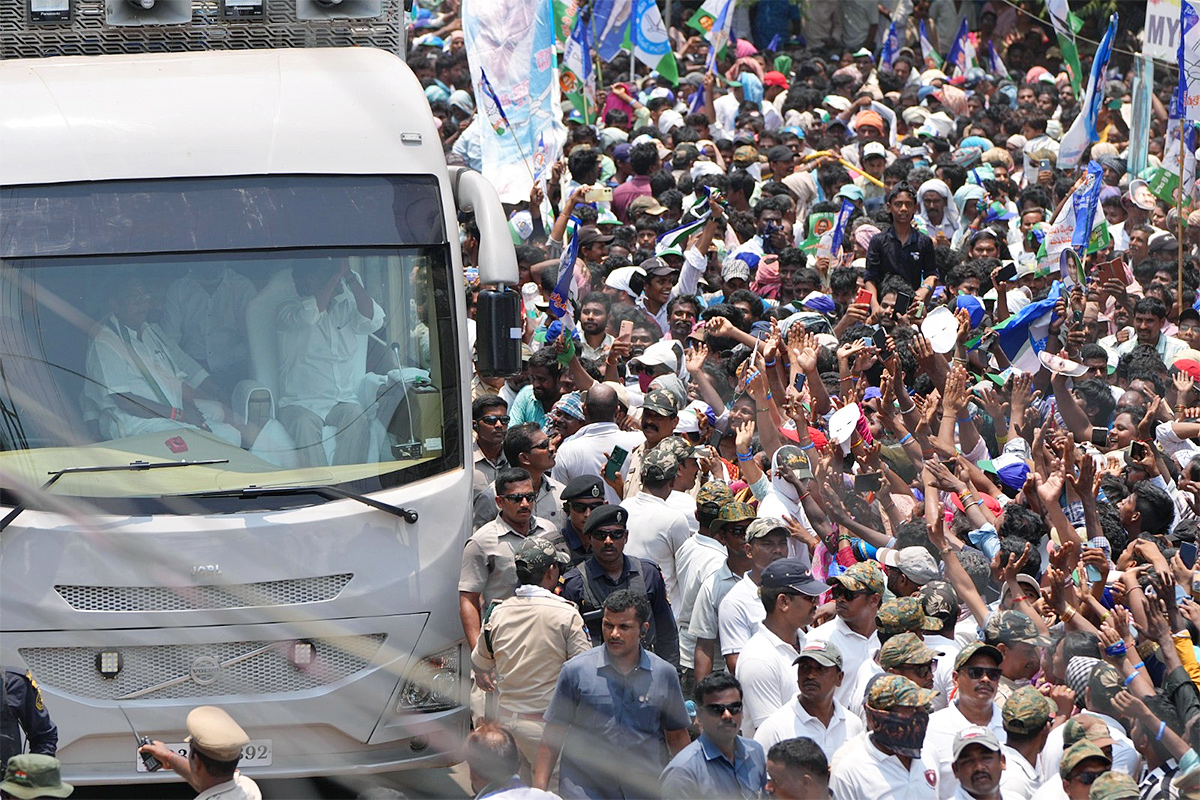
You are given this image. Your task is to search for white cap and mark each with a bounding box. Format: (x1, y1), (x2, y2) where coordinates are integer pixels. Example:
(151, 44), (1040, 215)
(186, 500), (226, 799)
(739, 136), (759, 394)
(862, 141), (889, 160)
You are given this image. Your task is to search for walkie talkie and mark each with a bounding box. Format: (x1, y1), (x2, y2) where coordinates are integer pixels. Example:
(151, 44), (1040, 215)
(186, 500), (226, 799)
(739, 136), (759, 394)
(119, 706), (162, 772)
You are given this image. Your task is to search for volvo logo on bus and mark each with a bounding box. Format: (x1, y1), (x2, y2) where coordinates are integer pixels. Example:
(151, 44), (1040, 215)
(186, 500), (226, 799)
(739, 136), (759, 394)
(190, 656), (221, 685)
(191, 564), (221, 577)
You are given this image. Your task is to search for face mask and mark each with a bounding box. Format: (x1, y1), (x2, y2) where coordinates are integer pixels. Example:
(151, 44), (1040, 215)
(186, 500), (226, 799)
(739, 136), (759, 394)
(866, 706), (930, 759)
(637, 371), (654, 393)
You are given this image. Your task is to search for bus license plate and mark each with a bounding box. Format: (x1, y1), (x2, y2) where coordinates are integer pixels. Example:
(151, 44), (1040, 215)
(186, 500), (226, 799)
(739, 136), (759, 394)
(136, 740), (272, 772)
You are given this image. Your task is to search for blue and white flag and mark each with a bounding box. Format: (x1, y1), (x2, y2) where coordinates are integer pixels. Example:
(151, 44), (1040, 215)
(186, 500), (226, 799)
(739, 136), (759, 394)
(879, 20), (901, 69)
(828, 198), (855, 257)
(549, 217), (582, 323)
(1058, 13), (1118, 168)
(945, 18), (973, 77)
(704, 0), (734, 73)
(767, 33), (782, 52)
(1180, 0), (1200, 120)
(919, 19), (942, 69)
(593, 0), (633, 61)
(1071, 161), (1104, 253)
(994, 281), (1063, 373)
(987, 41), (1008, 79)
(562, 7), (597, 121)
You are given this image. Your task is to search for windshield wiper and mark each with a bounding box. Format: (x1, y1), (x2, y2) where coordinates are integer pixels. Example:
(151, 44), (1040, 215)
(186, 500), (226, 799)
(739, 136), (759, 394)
(0, 459), (230, 532)
(183, 485), (419, 523)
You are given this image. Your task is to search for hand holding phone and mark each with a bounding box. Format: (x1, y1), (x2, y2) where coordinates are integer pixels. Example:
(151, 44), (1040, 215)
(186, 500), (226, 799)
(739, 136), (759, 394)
(855, 288), (874, 307)
(618, 320), (634, 343)
(604, 447), (629, 481)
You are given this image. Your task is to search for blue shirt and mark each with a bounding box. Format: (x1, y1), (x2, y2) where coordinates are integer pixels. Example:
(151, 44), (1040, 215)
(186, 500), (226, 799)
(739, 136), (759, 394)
(660, 732), (766, 799)
(509, 384), (548, 431)
(544, 646), (690, 800)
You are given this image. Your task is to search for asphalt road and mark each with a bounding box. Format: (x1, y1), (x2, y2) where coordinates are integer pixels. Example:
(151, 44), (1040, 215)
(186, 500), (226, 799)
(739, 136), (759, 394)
(73, 763), (472, 799)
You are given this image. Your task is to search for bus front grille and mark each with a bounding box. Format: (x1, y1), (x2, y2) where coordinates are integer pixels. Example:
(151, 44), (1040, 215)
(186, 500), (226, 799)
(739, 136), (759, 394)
(20, 633), (385, 700)
(54, 574), (353, 612)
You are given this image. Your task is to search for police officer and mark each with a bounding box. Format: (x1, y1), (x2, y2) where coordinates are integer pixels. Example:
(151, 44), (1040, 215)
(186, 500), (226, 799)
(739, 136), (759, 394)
(558, 475), (606, 566)
(1, 669), (57, 778)
(558, 503), (680, 668)
(471, 538), (591, 778)
(139, 706), (259, 799)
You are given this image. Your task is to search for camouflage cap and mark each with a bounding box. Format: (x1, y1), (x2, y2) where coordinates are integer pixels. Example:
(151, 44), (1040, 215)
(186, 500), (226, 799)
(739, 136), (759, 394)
(712, 501), (756, 531)
(732, 144), (762, 164)
(642, 444), (680, 483)
(1059, 741), (1111, 780)
(747, 516), (791, 541)
(876, 596), (942, 634)
(827, 560), (884, 595)
(696, 481), (734, 514)
(776, 445), (814, 480)
(953, 641), (1004, 672)
(920, 580), (960, 622)
(866, 673), (938, 712)
(658, 435), (698, 463)
(1088, 771), (1140, 800)
(1002, 685), (1055, 735)
(643, 389), (679, 417)
(1063, 716), (1116, 749)
(880, 632), (942, 668)
(514, 537), (570, 573)
(1086, 663), (1125, 715)
(983, 610), (1052, 647)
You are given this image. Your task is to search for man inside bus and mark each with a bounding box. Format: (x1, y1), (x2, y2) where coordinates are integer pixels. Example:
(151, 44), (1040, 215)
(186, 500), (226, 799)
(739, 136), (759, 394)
(275, 261), (385, 467)
(159, 264), (257, 397)
(84, 272), (243, 447)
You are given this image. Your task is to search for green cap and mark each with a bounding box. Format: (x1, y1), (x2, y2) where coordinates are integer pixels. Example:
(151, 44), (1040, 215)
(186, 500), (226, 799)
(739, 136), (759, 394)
(920, 580), (959, 622)
(794, 639), (843, 669)
(514, 537), (570, 573)
(658, 435), (698, 463)
(643, 389), (679, 417)
(983, 610), (1052, 647)
(696, 480), (734, 512)
(0, 755), (74, 799)
(712, 501), (756, 531)
(876, 596), (941, 635)
(866, 674), (938, 712)
(1059, 741), (1111, 780)
(1088, 771), (1140, 800)
(776, 444), (814, 480)
(954, 641), (1004, 672)
(1002, 685), (1055, 735)
(880, 632), (941, 668)
(1063, 716), (1116, 749)
(642, 444), (680, 483)
(828, 560), (884, 595)
(1086, 663), (1125, 716)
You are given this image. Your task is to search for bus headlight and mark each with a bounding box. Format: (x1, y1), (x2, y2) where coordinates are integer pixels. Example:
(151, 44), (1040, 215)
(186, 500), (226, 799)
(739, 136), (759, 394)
(396, 646), (460, 712)
(95, 650), (123, 678)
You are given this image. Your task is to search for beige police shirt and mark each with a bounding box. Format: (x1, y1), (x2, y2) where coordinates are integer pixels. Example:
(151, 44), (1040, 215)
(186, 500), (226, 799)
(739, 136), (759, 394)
(471, 585), (592, 715)
(458, 516), (563, 608)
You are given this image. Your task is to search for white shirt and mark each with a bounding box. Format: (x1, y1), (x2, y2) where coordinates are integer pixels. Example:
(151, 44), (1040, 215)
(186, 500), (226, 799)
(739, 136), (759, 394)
(1000, 744), (1042, 800)
(754, 696), (863, 760)
(160, 268), (256, 375)
(674, 533), (727, 670)
(551, 422), (644, 505)
(845, 658), (884, 723)
(665, 490), (699, 534)
(830, 731), (939, 800)
(276, 279), (385, 418)
(718, 573), (767, 657)
(621, 492), (692, 611)
(925, 633), (962, 712)
(735, 622), (803, 736)
(195, 773), (262, 800)
(1038, 711), (1141, 784)
(688, 564), (741, 666)
(1028, 780), (1068, 800)
(806, 616), (881, 707)
(922, 701), (1005, 799)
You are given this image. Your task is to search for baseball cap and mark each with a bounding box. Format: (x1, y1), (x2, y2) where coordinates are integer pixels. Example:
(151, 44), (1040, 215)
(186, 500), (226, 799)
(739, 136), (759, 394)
(763, 70), (790, 89)
(1088, 772), (1140, 800)
(562, 475), (605, 502)
(746, 516), (790, 541)
(514, 537), (570, 573)
(1059, 741), (1111, 780)
(794, 639), (844, 669)
(1002, 685), (1055, 735)
(721, 259), (751, 282)
(642, 445), (680, 483)
(733, 145), (762, 165)
(761, 558), (826, 596)
(1063, 716), (1116, 749)
(612, 142), (632, 163)
(983, 610), (1052, 647)
(639, 255), (678, 277)
(657, 435), (698, 463)
(827, 560), (884, 595)
(712, 501), (756, 531)
(629, 195), (669, 217)
(632, 340), (681, 373)
(866, 674), (938, 711)
(776, 445), (815, 481)
(185, 706), (250, 761)
(877, 596), (941, 634)
(881, 546), (940, 586)
(880, 632), (942, 668)
(862, 141), (889, 161)
(577, 225), (614, 246)
(766, 144), (795, 163)
(642, 388), (680, 417)
(920, 580), (960, 622)
(0, 755), (73, 800)
(582, 503), (628, 537)
(836, 184), (865, 202)
(977, 452), (1030, 491)
(696, 480), (734, 512)
(952, 726), (1002, 760)
(953, 641), (1004, 672)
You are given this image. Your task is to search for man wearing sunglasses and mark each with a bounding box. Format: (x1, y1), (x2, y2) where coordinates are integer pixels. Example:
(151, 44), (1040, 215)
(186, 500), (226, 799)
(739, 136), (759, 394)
(1056, 741), (1113, 800)
(558, 504), (680, 668)
(471, 396), (510, 530)
(675, 482), (737, 694)
(660, 673), (767, 799)
(808, 560), (885, 707)
(501, 422), (566, 529)
(558, 476), (606, 566)
(922, 642), (1007, 799)
(690, 502), (756, 683)
(982, 610), (1052, 709)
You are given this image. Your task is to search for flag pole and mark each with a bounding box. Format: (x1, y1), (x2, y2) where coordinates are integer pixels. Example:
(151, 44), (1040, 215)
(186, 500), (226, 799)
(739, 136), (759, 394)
(1180, 183), (1186, 319)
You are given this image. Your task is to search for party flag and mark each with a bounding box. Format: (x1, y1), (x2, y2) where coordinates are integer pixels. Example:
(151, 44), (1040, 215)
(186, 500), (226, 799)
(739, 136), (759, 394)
(1058, 13), (1117, 168)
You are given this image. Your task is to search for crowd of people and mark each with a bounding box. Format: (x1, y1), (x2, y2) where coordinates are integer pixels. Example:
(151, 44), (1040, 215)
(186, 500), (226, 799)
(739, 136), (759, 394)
(431, 0), (1200, 798)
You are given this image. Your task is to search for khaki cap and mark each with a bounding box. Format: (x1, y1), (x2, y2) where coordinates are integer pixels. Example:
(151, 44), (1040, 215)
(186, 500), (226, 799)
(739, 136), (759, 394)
(185, 706), (250, 761)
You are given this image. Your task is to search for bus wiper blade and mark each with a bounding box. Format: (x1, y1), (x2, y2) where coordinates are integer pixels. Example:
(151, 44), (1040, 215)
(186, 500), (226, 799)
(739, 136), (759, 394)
(1, 459), (230, 532)
(183, 484), (419, 523)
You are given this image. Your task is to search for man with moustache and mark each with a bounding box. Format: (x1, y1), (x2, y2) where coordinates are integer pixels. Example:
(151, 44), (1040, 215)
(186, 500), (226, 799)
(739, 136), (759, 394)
(950, 727), (1007, 800)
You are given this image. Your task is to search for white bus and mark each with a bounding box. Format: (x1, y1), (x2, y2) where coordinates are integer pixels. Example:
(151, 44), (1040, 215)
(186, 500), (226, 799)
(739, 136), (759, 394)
(0, 3), (520, 784)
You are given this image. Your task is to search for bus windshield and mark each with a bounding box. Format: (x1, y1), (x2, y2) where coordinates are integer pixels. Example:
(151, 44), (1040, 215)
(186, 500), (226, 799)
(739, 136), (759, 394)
(0, 176), (461, 505)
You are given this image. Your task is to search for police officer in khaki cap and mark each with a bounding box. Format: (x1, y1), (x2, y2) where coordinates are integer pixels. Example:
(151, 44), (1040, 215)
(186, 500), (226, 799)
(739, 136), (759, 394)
(140, 706), (259, 799)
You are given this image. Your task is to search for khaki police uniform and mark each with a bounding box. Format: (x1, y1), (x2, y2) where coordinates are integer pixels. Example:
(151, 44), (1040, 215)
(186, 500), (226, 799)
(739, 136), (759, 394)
(458, 516), (562, 608)
(184, 706), (260, 800)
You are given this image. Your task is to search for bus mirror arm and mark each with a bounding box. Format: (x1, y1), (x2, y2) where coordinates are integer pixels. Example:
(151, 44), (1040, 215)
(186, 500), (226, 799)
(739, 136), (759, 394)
(449, 167), (518, 288)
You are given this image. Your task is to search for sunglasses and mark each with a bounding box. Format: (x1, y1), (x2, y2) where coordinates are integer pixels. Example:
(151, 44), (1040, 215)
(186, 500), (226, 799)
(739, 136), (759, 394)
(963, 666), (1002, 682)
(722, 524), (750, 538)
(531, 440), (552, 450)
(570, 501), (604, 513)
(902, 663), (935, 678)
(702, 701), (743, 717)
(478, 415), (510, 426)
(1073, 771), (1106, 785)
(501, 492), (537, 504)
(589, 529), (627, 541)
(831, 585), (869, 600)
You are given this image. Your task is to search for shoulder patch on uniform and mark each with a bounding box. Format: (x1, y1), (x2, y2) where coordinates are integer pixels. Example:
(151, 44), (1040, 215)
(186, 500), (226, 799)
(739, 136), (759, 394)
(27, 671), (45, 711)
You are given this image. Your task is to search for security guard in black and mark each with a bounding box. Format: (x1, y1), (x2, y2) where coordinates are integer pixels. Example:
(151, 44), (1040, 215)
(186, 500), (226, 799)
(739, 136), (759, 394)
(1, 669), (58, 777)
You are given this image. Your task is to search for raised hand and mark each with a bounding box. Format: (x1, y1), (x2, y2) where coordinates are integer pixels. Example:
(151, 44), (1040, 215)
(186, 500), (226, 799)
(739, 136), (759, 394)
(685, 343), (709, 374)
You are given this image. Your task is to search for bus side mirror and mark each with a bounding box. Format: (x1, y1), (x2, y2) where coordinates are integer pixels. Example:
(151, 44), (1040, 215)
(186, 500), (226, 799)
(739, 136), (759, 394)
(475, 289), (521, 378)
